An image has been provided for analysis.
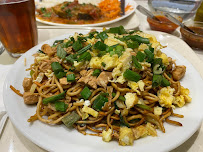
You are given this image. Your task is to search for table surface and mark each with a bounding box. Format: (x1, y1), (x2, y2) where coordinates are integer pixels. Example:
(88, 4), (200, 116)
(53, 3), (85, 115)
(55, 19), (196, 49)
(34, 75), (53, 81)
(1, 1), (203, 152)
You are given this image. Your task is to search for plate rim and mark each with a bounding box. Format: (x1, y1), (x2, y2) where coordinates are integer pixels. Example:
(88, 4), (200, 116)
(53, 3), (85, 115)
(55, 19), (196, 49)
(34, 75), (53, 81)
(3, 30), (203, 152)
(36, 0), (137, 27)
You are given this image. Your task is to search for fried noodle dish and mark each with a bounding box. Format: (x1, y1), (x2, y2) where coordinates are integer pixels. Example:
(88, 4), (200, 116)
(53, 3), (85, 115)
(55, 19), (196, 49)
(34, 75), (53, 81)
(11, 26), (192, 146)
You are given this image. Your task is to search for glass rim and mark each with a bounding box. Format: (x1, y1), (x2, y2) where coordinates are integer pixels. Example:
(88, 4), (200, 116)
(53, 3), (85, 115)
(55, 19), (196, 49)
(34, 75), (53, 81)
(0, 0), (30, 5)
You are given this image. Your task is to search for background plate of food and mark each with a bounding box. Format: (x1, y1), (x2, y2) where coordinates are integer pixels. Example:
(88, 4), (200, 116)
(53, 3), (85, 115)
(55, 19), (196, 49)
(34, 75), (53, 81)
(35, 0), (138, 27)
(3, 27), (203, 152)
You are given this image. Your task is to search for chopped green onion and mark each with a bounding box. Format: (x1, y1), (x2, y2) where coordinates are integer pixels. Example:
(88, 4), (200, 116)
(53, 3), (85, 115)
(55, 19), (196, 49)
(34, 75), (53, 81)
(62, 41), (72, 48)
(109, 51), (115, 56)
(101, 62), (106, 67)
(149, 44), (154, 53)
(67, 74), (75, 82)
(161, 77), (171, 87)
(40, 7), (46, 13)
(97, 51), (106, 57)
(127, 41), (139, 49)
(88, 31), (99, 39)
(51, 62), (63, 73)
(98, 31), (108, 41)
(120, 114), (130, 127)
(136, 51), (146, 62)
(153, 58), (162, 66)
(57, 45), (67, 59)
(128, 30), (140, 34)
(81, 86), (92, 100)
(152, 74), (162, 88)
(77, 44), (92, 55)
(136, 104), (152, 111)
(62, 111), (81, 128)
(55, 71), (66, 79)
(115, 45), (124, 57)
(30, 70), (34, 77)
(153, 64), (164, 75)
(65, 54), (77, 64)
(68, 66), (76, 72)
(123, 69), (141, 82)
(92, 69), (101, 77)
(100, 93), (109, 97)
(92, 95), (108, 111)
(107, 26), (127, 35)
(53, 40), (64, 46)
(77, 52), (91, 62)
(72, 40), (83, 51)
(55, 102), (68, 112)
(94, 41), (107, 51)
(43, 13), (51, 17)
(43, 91), (66, 104)
(132, 56), (142, 69)
(106, 46), (114, 52)
(77, 36), (87, 42)
(130, 35), (150, 44)
(144, 49), (154, 63)
(112, 93), (125, 101)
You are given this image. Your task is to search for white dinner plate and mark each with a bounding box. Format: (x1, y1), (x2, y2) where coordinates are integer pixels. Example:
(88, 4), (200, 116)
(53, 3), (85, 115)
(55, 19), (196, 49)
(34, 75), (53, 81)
(3, 31), (203, 152)
(36, 0), (137, 27)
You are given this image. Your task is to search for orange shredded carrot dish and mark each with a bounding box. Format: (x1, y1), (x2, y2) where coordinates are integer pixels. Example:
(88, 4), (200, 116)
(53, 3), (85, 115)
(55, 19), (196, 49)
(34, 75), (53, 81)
(10, 85), (23, 97)
(125, 4), (133, 12)
(98, 0), (121, 19)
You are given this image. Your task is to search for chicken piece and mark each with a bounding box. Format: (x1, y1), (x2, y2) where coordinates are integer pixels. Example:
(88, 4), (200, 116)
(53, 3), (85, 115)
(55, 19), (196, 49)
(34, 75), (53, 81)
(78, 70), (97, 89)
(172, 65), (186, 81)
(166, 57), (173, 71)
(119, 126), (134, 146)
(96, 71), (112, 88)
(41, 44), (55, 57)
(132, 125), (148, 139)
(59, 77), (70, 85)
(52, 0), (101, 20)
(39, 60), (52, 72)
(22, 78), (32, 92)
(23, 92), (39, 105)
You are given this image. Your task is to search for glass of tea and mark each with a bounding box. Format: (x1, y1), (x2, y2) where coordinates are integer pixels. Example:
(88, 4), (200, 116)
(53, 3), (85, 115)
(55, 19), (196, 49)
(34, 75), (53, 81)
(0, 0), (38, 57)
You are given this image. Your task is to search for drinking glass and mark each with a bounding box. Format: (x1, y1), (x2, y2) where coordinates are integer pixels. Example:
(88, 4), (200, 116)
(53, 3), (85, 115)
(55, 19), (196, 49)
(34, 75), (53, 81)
(0, 0), (38, 57)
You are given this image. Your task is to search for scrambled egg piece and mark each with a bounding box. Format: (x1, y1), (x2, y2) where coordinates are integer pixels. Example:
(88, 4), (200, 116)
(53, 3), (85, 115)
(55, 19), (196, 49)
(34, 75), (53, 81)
(173, 86), (192, 107)
(127, 80), (145, 94)
(82, 106), (98, 118)
(104, 34), (127, 47)
(36, 53), (49, 63)
(180, 86), (192, 102)
(124, 93), (138, 109)
(138, 44), (149, 52)
(132, 123), (157, 140)
(102, 128), (113, 142)
(115, 109), (120, 115)
(127, 81), (138, 92)
(154, 106), (163, 115)
(89, 54), (119, 70)
(155, 53), (169, 66)
(137, 80), (145, 91)
(44, 70), (54, 79)
(158, 86), (175, 108)
(174, 95), (185, 107)
(132, 125), (148, 139)
(112, 49), (133, 84)
(119, 126), (134, 146)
